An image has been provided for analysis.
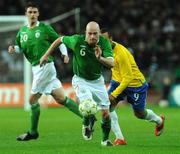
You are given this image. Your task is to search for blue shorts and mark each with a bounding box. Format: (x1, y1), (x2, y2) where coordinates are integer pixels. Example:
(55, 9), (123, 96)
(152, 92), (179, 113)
(108, 80), (148, 111)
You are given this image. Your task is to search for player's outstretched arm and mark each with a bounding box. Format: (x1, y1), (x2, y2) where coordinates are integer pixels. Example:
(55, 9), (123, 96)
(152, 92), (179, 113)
(40, 37), (62, 66)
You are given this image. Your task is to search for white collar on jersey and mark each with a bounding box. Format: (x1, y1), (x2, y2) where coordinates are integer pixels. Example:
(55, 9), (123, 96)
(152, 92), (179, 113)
(27, 21), (40, 28)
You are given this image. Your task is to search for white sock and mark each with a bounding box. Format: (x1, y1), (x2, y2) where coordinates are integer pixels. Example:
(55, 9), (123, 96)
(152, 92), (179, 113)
(145, 109), (162, 125)
(110, 110), (124, 140)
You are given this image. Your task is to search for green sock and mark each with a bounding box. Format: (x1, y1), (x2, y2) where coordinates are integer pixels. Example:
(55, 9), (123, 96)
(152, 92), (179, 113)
(82, 116), (90, 126)
(101, 117), (111, 141)
(62, 97), (83, 118)
(30, 103), (40, 134)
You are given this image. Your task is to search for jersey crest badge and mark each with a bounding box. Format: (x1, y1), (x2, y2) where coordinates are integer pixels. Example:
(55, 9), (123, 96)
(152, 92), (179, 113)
(35, 31), (40, 38)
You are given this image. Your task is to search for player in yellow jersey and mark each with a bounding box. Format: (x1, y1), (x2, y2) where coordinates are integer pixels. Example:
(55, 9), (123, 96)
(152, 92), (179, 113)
(101, 29), (165, 146)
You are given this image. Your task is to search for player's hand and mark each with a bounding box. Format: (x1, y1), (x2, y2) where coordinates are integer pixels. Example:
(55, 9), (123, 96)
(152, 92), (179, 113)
(109, 94), (118, 108)
(40, 55), (48, 67)
(95, 45), (102, 60)
(63, 55), (69, 64)
(8, 45), (15, 54)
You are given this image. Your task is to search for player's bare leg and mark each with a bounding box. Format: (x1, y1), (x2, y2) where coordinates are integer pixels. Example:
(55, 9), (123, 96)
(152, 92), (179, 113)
(52, 87), (82, 118)
(134, 109), (165, 136)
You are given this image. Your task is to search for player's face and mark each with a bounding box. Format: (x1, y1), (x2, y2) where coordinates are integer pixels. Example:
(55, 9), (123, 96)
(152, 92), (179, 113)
(26, 7), (39, 24)
(85, 29), (100, 46)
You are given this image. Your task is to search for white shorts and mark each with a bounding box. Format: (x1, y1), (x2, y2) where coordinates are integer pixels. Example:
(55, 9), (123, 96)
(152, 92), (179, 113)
(31, 62), (62, 94)
(72, 75), (110, 110)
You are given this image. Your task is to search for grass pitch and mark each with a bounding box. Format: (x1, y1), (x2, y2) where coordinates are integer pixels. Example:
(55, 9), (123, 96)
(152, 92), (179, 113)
(0, 104), (179, 154)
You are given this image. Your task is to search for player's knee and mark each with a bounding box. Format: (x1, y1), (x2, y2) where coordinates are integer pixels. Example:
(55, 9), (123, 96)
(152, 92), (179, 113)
(55, 95), (66, 104)
(134, 111), (146, 119)
(29, 94), (40, 105)
(51, 91), (66, 104)
(29, 98), (34, 105)
(102, 110), (110, 120)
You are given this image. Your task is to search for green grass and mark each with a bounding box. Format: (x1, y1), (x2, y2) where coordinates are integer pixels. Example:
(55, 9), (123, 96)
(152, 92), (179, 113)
(0, 105), (180, 154)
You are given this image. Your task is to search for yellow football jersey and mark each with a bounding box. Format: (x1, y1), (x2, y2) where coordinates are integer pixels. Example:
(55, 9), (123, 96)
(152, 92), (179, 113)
(111, 41), (146, 97)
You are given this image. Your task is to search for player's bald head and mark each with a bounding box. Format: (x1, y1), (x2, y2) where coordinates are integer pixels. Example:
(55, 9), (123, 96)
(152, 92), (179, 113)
(86, 21), (100, 32)
(85, 21), (100, 46)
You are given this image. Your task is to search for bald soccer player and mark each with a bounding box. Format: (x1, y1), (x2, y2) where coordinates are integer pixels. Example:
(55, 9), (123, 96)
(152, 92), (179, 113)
(40, 21), (114, 146)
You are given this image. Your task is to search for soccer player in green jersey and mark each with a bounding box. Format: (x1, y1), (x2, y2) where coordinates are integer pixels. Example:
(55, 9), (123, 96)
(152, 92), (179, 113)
(101, 29), (165, 145)
(40, 21), (114, 146)
(8, 2), (83, 141)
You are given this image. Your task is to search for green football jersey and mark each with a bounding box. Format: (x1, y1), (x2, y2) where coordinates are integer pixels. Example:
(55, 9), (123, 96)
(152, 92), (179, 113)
(15, 22), (59, 66)
(62, 34), (113, 80)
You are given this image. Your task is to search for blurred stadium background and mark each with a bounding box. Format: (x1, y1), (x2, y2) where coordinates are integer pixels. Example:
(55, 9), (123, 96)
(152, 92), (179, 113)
(0, 1), (180, 153)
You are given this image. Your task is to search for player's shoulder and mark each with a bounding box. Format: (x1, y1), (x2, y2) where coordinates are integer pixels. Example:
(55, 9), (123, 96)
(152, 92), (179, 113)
(113, 41), (125, 49)
(113, 41), (130, 56)
(19, 24), (28, 31)
(75, 34), (84, 38)
(99, 35), (108, 42)
(38, 22), (51, 28)
(99, 35), (111, 47)
(63, 34), (84, 43)
(113, 41), (130, 52)
(70, 34), (85, 41)
(39, 22), (46, 26)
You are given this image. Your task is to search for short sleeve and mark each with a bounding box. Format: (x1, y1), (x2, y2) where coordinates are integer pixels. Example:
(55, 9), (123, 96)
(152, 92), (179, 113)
(101, 37), (113, 58)
(46, 25), (59, 43)
(61, 34), (79, 50)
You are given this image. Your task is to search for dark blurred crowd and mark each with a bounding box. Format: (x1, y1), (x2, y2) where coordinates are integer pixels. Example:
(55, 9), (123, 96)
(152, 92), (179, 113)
(0, 0), (180, 84)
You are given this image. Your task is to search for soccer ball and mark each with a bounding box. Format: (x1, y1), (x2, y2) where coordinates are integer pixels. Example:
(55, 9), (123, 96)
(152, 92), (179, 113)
(79, 99), (97, 117)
